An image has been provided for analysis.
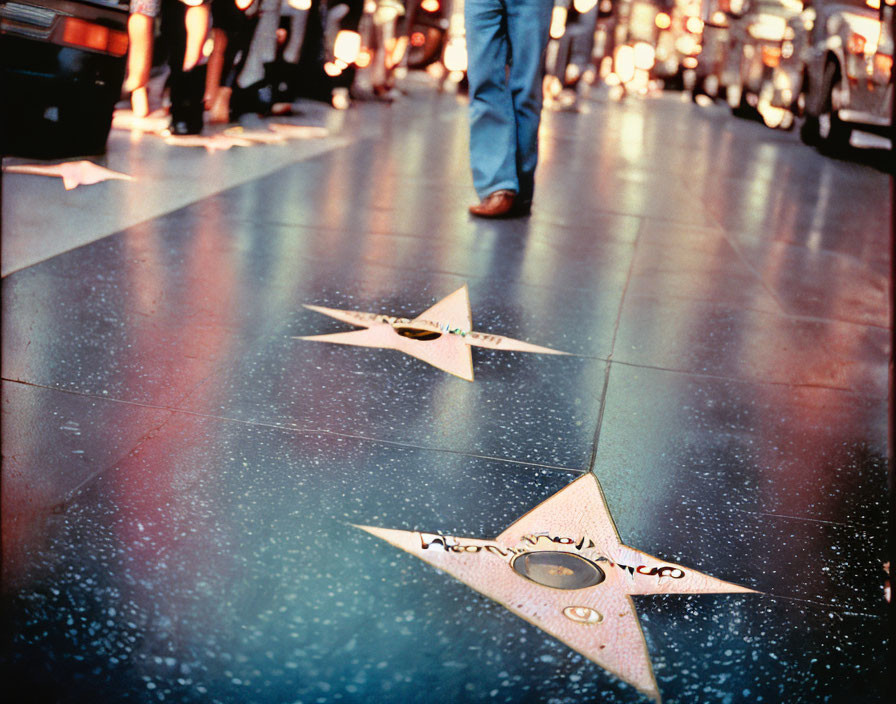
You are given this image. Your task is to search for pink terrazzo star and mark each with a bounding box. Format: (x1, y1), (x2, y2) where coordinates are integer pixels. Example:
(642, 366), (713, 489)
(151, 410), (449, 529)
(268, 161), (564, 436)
(297, 284), (567, 381)
(356, 474), (757, 702)
(4, 161), (135, 190)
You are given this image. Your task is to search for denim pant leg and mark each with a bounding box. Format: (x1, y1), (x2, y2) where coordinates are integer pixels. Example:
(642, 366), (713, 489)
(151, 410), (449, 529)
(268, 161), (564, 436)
(465, 0), (518, 198)
(506, 0), (553, 203)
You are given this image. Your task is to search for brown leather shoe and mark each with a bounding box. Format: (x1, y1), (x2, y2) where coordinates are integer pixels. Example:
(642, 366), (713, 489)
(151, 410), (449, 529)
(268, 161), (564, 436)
(469, 190), (518, 218)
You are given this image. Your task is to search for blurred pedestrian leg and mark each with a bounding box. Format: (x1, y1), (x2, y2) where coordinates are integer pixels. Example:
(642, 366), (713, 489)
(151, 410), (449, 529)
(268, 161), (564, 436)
(124, 2), (160, 116)
(205, 0), (259, 122)
(465, 0), (552, 213)
(183, 2), (211, 71)
(228, 0), (286, 116)
(163, 0), (211, 134)
(236, 0), (282, 88)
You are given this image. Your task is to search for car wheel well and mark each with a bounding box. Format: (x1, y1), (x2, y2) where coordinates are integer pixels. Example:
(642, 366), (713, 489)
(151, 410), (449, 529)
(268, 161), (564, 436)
(799, 66), (810, 95)
(823, 54), (841, 83)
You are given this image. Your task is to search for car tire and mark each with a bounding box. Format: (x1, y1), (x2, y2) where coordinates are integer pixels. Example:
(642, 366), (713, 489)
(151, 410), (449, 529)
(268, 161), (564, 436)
(407, 26), (444, 69)
(725, 82), (742, 111)
(690, 75), (713, 103)
(799, 113), (820, 145)
(815, 60), (850, 154)
(732, 93), (760, 120)
(2, 79), (117, 159)
(779, 110), (795, 131)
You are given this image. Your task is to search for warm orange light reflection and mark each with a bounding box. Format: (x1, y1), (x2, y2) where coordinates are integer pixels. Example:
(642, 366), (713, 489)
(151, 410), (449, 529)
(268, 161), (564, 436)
(443, 39), (468, 72)
(633, 41), (656, 70)
(846, 32), (866, 55)
(333, 30), (361, 64)
(655, 12), (671, 30)
(614, 45), (635, 83)
(686, 16), (704, 34)
(356, 48), (373, 68)
(62, 18), (128, 56)
(550, 7), (568, 39)
(421, 0), (440, 11)
(761, 45), (782, 67)
(108, 28), (129, 56)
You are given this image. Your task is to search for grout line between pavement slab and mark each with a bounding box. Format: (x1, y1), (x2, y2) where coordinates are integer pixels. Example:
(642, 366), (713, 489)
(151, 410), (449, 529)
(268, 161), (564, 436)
(3, 379), (587, 478)
(687, 179), (794, 316)
(729, 507), (885, 531)
(1, 134), (356, 278)
(758, 592), (883, 619)
(587, 217), (646, 472)
(605, 359), (885, 398)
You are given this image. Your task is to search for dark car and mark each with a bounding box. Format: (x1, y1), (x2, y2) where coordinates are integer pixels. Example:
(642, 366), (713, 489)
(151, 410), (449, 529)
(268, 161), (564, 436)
(797, 0), (893, 152)
(1, 0), (129, 158)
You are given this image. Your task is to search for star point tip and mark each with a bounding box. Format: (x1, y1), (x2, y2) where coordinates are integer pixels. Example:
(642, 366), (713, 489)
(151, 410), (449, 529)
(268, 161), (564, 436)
(353, 524), (405, 538)
(630, 679), (662, 703)
(352, 524), (380, 535)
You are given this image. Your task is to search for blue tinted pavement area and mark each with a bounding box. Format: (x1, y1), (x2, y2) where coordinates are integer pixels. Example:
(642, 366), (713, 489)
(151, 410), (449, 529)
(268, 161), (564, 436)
(1, 82), (891, 704)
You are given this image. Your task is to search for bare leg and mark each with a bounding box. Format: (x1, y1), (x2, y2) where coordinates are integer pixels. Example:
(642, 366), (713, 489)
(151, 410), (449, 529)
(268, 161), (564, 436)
(183, 4), (210, 72)
(203, 28), (227, 113)
(124, 13), (154, 116)
(282, 10), (307, 64)
(131, 87), (150, 116)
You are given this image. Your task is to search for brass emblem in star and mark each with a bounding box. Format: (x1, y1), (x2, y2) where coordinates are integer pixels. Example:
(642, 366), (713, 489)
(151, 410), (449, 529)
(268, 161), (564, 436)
(296, 284), (567, 381)
(355, 474), (757, 702)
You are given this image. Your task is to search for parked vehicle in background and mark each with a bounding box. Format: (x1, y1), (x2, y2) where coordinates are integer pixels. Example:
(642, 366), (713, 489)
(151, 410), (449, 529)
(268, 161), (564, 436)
(351, 0), (408, 98)
(609, 0), (704, 93)
(755, 6), (814, 126)
(439, 0), (467, 83)
(1, 0), (129, 157)
(403, 0), (448, 69)
(691, 0), (736, 99)
(798, 0), (893, 151)
(722, 0), (803, 121)
(690, 0), (804, 125)
(405, 0), (467, 84)
(656, 0), (705, 87)
(354, 0), (466, 92)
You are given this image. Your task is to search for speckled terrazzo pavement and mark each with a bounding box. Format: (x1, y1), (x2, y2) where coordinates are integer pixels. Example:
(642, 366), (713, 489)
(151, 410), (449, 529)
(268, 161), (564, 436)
(2, 86), (890, 704)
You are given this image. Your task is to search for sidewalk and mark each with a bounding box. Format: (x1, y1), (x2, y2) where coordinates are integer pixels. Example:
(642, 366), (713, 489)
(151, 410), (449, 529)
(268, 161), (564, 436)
(1, 82), (890, 703)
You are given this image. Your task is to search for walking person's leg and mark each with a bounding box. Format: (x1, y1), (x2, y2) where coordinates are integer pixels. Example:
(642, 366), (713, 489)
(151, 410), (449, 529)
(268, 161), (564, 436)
(465, 0), (517, 203)
(505, 0), (552, 207)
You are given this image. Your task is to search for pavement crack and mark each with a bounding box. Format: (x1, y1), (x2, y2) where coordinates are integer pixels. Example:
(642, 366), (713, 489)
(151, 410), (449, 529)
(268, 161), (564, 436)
(588, 217), (644, 472)
(57, 411), (177, 510)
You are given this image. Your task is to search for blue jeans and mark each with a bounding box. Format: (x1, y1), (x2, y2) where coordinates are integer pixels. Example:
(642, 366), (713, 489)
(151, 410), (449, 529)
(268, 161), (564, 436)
(464, 0), (553, 202)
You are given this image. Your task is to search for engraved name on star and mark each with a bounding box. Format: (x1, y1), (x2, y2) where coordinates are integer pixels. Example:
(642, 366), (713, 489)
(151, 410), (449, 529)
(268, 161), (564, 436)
(355, 474), (757, 702)
(296, 284), (567, 381)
